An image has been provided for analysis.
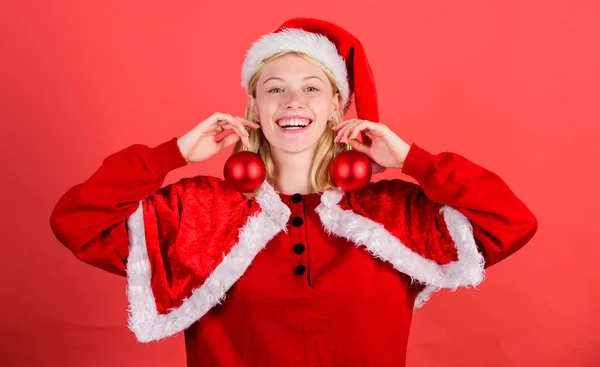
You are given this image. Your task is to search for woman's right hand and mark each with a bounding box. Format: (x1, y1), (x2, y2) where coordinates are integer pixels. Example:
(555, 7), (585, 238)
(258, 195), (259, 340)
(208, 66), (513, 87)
(176, 112), (261, 163)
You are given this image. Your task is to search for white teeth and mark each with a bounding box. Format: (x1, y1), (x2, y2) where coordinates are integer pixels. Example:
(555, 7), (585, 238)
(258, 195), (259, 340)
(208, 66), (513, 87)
(277, 118), (311, 128)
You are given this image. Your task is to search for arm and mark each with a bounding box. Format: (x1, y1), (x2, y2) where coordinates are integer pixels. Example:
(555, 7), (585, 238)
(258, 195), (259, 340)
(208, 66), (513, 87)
(346, 142), (538, 307)
(399, 142), (538, 269)
(49, 137), (188, 276)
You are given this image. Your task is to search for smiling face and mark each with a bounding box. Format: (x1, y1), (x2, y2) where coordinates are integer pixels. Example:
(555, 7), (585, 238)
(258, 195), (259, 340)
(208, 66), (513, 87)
(250, 53), (341, 154)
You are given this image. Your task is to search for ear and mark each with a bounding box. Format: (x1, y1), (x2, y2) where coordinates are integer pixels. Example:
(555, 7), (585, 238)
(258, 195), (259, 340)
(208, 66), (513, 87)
(330, 92), (341, 119)
(249, 94), (259, 120)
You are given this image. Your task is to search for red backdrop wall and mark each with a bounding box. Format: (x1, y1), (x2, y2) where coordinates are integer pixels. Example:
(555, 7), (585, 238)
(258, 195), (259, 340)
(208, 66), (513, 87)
(1, 0), (598, 366)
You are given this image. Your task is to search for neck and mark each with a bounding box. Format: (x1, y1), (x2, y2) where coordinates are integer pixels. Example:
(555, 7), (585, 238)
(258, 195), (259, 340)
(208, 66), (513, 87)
(270, 146), (317, 195)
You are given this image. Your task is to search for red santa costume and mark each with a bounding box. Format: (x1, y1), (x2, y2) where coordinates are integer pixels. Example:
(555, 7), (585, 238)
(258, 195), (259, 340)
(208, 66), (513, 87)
(50, 18), (538, 367)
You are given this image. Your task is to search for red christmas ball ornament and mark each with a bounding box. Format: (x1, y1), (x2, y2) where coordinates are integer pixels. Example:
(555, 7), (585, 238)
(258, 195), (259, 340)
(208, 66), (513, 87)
(224, 148), (266, 192)
(329, 144), (372, 192)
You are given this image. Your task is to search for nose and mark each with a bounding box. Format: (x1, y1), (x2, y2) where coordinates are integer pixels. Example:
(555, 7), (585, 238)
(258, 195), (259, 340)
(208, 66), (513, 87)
(284, 90), (304, 109)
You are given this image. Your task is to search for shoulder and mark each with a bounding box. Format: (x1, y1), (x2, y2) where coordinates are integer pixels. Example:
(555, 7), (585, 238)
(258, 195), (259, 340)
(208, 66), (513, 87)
(356, 178), (420, 198)
(345, 178), (424, 215)
(147, 175), (257, 213)
(153, 175), (245, 199)
(154, 175), (225, 194)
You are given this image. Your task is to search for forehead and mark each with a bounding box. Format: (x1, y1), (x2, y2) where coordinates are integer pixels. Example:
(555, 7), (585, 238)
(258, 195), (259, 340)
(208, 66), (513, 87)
(258, 53), (328, 82)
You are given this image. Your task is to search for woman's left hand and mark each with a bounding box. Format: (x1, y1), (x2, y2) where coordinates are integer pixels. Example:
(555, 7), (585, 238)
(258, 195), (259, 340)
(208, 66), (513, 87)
(332, 119), (412, 170)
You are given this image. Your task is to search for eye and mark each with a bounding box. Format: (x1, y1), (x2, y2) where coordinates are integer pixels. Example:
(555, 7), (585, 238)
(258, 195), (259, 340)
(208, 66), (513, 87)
(306, 86), (319, 92)
(268, 87), (283, 93)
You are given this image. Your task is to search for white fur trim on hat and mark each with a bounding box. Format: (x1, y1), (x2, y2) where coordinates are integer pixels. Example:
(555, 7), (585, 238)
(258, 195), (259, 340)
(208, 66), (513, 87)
(241, 28), (350, 106)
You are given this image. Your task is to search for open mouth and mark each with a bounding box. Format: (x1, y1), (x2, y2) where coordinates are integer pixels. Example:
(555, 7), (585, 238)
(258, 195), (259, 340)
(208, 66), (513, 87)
(275, 117), (314, 133)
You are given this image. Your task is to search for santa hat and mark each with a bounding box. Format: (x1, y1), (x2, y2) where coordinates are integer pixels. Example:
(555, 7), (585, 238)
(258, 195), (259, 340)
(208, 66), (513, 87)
(241, 18), (380, 147)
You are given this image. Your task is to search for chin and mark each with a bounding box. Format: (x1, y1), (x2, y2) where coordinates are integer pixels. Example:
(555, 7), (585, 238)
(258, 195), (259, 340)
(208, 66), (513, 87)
(278, 143), (316, 154)
(265, 125), (325, 154)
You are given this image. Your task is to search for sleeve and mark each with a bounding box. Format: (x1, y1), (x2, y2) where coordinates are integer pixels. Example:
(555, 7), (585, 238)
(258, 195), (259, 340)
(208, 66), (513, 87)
(50, 139), (263, 343)
(49, 137), (188, 277)
(348, 142), (538, 307)
(399, 143), (538, 269)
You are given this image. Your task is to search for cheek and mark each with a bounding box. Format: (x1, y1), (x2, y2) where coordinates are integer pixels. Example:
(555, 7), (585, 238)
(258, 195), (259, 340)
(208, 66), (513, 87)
(309, 98), (333, 116)
(255, 95), (282, 115)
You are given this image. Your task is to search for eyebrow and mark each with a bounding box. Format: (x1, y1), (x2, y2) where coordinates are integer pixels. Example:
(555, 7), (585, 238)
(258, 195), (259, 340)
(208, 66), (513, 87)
(262, 76), (324, 84)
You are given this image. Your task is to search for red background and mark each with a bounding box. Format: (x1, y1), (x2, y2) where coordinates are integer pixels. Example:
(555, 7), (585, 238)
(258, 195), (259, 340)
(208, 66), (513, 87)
(1, 0), (598, 366)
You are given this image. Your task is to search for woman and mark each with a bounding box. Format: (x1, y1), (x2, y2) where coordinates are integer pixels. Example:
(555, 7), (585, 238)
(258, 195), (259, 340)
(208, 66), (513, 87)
(50, 18), (538, 367)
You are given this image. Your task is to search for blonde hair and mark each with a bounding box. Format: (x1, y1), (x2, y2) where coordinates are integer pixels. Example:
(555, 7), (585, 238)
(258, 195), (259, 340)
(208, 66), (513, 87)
(233, 50), (346, 198)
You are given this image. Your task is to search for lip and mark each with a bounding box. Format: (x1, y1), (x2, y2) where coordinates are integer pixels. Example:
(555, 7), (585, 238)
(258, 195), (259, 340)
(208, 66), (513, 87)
(275, 115), (314, 135)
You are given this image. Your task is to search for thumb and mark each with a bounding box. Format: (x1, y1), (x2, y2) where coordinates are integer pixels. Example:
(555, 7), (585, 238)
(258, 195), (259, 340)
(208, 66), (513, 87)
(348, 139), (370, 155)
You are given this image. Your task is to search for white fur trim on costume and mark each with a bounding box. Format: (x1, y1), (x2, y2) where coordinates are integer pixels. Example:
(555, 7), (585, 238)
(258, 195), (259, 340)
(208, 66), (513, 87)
(125, 179), (485, 342)
(315, 190), (486, 309)
(125, 180), (290, 343)
(241, 28), (350, 106)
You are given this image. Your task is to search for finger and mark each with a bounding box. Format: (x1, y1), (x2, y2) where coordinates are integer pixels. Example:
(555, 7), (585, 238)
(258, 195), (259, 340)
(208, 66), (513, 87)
(220, 122), (250, 148)
(233, 117), (251, 137)
(232, 117), (256, 138)
(343, 121), (379, 142)
(347, 122), (373, 140)
(229, 116), (250, 136)
(235, 116), (261, 129)
(224, 114), (249, 136)
(218, 120), (247, 139)
(348, 128), (361, 141)
(341, 124), (359, 142)
(348, 138), (370, 155)
(216, 131), (241, 149)
(334, 121), (354, 142)
(209, 124), (224, 133)
(336, 120), (360, 142)
(331, 119), (354, 131)
(220, 129), (250, 148)
(212, 113), (234, 129)
(214, 113), (246, 136)
(242, 134), (250, 148)
(218, 124), (247, 147)
(212, 112), (236, 127)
